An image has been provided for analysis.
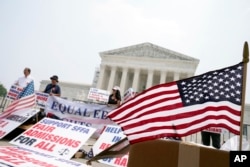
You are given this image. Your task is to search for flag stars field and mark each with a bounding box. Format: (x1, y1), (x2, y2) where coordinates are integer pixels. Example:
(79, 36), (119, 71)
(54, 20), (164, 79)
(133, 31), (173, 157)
(108, 62), (244, 144)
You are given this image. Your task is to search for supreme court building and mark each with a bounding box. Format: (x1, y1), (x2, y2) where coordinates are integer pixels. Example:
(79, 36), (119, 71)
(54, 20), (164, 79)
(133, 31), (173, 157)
(95, 42), (200, 95)
(36, 42), (250, 144)
(40, 42), (200, 100)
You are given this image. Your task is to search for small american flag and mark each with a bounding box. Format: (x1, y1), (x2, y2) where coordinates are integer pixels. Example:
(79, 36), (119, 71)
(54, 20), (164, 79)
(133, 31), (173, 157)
(0, 81), (36, 119)
(108, 62), (244, 144)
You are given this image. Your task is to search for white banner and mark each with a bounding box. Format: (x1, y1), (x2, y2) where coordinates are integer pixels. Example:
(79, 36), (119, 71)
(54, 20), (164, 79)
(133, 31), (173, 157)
(45, 96), (116, 138)
(35, 91), (49, 109)
(9, 117), (96, 159)
(0, 108), (40, 139)
(0, 146), (88, 167)
(87, 88), (110, 103)
(6, 84), (23, 100)
(92, 125), (128, 167)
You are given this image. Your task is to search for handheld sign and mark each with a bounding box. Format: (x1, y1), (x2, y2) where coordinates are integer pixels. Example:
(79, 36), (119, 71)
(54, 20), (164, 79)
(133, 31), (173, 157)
(92, 125), (129, 167)
(0, 146), (89, 167)
(35, 91), (49, 109)
(123, 88), (135, 103)
(0, 108), (40, 139)
(9, 117), (96, 159)
(6, 85), (23, 100)
(87, 88), (110, 102)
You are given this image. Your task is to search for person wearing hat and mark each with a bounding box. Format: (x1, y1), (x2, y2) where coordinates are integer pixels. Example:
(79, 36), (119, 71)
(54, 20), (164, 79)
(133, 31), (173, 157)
(43, 75), (61, 97)
(108, 86), (121, 106)
(34, 75), (61, 122)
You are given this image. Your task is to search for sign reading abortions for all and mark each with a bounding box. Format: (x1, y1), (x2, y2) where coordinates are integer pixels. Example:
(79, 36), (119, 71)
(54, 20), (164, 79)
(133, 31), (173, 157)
(9, 118), (96, 159)
(0, 146), (89, 167)
(0, 108), (40, 139)
(92, 125), (129, 167)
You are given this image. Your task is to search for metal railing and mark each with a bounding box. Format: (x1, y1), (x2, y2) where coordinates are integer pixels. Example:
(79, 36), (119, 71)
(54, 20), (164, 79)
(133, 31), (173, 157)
(0, 96), (11, 112)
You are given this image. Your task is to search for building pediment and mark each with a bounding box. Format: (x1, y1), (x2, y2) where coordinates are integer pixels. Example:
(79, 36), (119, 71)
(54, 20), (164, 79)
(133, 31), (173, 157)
(100, 42), (199, 62)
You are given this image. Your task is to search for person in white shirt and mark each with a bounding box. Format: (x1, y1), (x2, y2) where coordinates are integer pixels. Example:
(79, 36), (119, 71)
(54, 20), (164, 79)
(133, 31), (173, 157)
(14, 67), (34, 89)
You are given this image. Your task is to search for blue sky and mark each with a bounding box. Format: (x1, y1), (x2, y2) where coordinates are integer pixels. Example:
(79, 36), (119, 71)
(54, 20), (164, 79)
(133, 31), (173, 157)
(0, 0), (250, 103)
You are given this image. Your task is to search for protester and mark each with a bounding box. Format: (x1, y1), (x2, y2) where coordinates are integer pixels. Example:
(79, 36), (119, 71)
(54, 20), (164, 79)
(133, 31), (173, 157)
(201, 131), (221, 149)
(108, 86), (121, 106)
(43, 75), (61, 97)
(38, 75), (61, 121)
(14, 67), (34, 89)
(15, 67), (35, 124)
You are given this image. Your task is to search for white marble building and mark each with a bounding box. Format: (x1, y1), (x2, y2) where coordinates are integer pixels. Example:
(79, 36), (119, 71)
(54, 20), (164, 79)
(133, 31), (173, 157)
(37, 42), (250, 146)
(40, 42), (200, 100)
(95, 42), (200, 95)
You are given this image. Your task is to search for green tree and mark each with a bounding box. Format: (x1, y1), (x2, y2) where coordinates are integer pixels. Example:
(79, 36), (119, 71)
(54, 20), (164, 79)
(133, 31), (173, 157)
(0, 83), (7, 97)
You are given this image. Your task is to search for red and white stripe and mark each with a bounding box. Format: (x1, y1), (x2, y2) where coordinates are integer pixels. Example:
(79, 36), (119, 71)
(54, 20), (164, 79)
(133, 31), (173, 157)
(108, 82), (241, 144)
(0, 94), (36, 119)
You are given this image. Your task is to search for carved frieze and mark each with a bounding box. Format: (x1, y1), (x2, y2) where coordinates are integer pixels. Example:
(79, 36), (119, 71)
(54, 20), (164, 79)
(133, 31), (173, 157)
(100, 42), (199, 61)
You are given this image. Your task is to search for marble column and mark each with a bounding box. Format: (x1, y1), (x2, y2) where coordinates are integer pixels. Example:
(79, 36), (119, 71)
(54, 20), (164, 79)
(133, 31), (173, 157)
(160, 70), (167, 84)
(187, 73), (193, 78)
(107, 66), (117, 91)
(174, 72), (180, 81)
(97, 64), (106, 89)
(146, 69), (154, 88)
(120, 67), (128, 94)
(132, 68), (140, 92)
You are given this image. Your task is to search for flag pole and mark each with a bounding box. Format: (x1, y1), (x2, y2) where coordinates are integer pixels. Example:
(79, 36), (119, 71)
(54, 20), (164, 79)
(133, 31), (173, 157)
(239, 41), (249, 150)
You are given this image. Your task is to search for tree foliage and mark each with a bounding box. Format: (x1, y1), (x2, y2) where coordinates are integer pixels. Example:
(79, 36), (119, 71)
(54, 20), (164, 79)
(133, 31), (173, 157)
(0, 83), (7, 97)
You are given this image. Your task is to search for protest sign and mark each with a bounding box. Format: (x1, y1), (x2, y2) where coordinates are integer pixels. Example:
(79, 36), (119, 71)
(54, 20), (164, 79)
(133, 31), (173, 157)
(123, 88), (135, 103)
(0, 108), (39, 139)
(0, 146), (88, 167)
(92, 125), (128, 167)
(35, 92), (49, 109)
(87, 88), (110, 103)
(6, 85), (23, 100)
(9, 117), (96, 159)
(45, 96), (116, 138)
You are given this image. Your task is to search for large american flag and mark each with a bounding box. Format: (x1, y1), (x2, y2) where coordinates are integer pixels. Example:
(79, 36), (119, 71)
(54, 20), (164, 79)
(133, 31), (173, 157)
(0, 81), (36, 119)
(108, 62), (244, 144)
